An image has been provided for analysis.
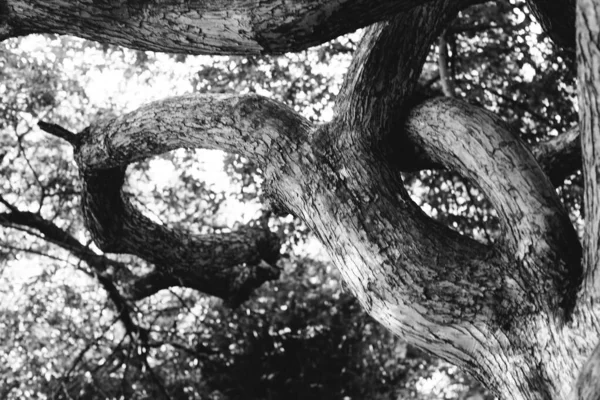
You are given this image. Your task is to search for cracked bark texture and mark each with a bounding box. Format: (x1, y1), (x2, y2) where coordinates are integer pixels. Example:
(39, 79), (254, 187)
(73, 95), (299, 305)
(10, 0), (600, 398)
(577, 0), (600, 305)
(1, 0), (439, 54)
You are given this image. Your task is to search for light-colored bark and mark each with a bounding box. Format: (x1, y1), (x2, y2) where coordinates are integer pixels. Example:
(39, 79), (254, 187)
(405, 97), (581, 315)
(1, 0), (439, 55)
(335, 0), (465, 141)
(438, 30), (456, 97)
(75, 94), (311, 171)
(577, 0), (600, 302)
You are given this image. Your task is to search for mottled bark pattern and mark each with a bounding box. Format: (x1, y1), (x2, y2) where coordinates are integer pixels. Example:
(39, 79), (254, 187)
(577, 0), (600, 303)
(2, 0), (436, 54)
(571, 341), (600, 400)
(82, 167), (281, 305)
(406, 98), (582, 312)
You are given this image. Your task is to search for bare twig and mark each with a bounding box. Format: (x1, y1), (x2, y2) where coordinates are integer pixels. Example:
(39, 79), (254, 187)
(38, 121), (80, 146)
(438, 29), (455, 97)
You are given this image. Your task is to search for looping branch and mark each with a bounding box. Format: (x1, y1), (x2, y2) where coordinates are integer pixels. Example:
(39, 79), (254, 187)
(71, 93), (315, 305)
(75, 94), (311, 171)
(405, 97), (581, 313)
(81, 165), (282, 305)
(335, 1), (466, 143)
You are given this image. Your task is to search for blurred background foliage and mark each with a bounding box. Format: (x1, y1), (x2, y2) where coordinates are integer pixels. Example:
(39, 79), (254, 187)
(0, 0), (578, 398)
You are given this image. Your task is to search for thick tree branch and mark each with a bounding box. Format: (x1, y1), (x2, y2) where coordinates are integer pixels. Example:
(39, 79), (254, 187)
(75, 94), (311, 171)
(570, 340), (600, 399)
(3, 0), (440, 55)
(73, 92), (510, 329)
(577, 0), (600, 301)
(394, 112), (582, 186)
(405, 97), (582, 313)
(70, 94), (315, 305)
(335, 0), (471, 144)
(81, 167), (282, 306)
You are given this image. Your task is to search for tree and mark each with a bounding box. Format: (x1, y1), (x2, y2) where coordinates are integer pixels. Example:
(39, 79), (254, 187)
(1, 0), (599, 399)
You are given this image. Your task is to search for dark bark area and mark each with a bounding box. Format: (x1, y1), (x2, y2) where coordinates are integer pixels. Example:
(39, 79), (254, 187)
(531, 127), (581, 186)
(82, 167), (281, 305)
(405, 98), (581, 313)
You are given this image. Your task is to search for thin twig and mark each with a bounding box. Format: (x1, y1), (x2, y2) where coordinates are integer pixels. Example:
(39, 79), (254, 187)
(38, 121), (80, 146)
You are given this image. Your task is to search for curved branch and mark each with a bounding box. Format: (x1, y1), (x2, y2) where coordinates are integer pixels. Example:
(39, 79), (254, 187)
(335, 0), (470, 142)
(75, 94), (311, 171)
(3, 0), (439, 54)
(395, 118), (582, 186)
(577, 0), (600, 300)
(405, 97), (582, 313)
(73, 94), (314, 304)
(81, 167), (282, 305)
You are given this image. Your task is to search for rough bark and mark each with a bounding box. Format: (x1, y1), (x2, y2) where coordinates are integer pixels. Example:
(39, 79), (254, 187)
(396, 118), (582, 186)
(405, 98), (582, 312)
(577, 0), (600, 301)
(1, 0), (445, 55)
(71, 88), (596, 399)
(571, 341), (600, 400)
(82, 167), (281, 305)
